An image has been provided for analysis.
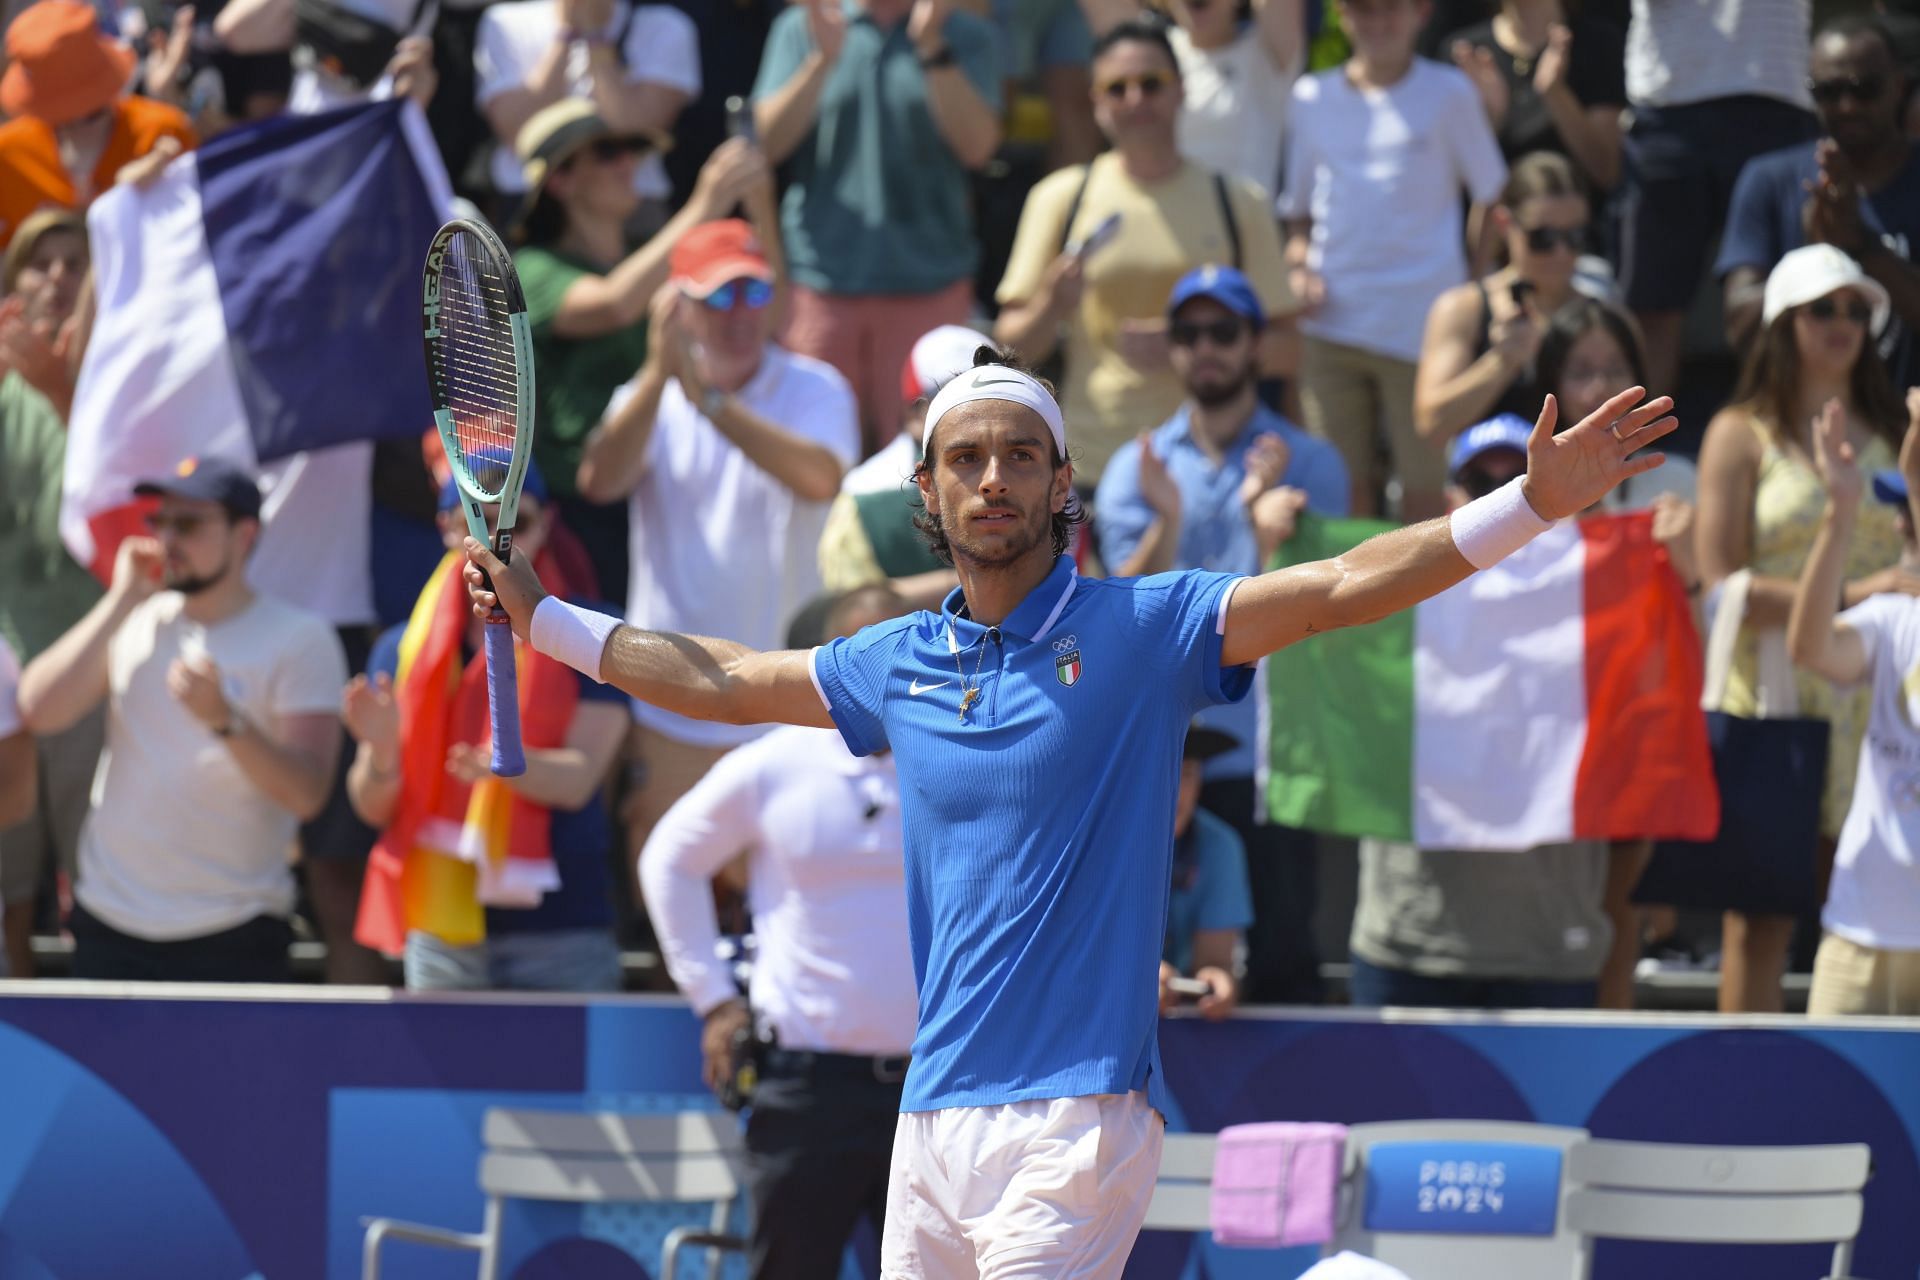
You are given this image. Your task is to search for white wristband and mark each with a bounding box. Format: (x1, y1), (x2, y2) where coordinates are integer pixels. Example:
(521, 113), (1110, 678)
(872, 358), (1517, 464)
(1449, 476), (1553, 570)
(530, 597), (622, 681)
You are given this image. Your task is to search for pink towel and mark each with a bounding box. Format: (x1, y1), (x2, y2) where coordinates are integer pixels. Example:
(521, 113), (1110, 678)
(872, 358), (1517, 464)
(1210, 1121), (1350, 1248)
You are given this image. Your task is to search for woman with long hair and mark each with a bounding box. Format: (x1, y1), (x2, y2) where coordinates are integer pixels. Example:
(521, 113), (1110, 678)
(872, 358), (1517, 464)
(1414, 152), (1589, 446)
(1696, 244), (1918, 1013)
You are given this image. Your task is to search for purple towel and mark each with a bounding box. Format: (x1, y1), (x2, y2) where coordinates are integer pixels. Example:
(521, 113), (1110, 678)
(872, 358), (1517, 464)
(1210, 1121), (1350, 1248)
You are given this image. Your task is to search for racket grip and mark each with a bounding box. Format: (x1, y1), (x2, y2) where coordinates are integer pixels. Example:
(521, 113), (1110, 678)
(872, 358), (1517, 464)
(484, 617), (527, 776)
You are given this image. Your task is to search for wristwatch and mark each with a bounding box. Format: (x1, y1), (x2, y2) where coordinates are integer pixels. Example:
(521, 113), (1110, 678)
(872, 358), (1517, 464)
(701, 385), (730, 419)
(212, 708), (241, 738)
(918, 43), (956, 69)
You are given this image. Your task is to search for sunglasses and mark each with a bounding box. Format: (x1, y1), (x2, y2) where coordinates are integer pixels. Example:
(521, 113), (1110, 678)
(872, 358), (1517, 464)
(1809, 74), (1887, 106)
(1803, 296), (1873, 325)
(580, 137), (647, 165)
(144, 512), (221, 537)
(1522, 225), (1586, 254)
(1169, 317), (1247, 347)
(698, 277), (775, 311)
(1455, 467), (1516, 500)
(1098, 72), (1170, 100)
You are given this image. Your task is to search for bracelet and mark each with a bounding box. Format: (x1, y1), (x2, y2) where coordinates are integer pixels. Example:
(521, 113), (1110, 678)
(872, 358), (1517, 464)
(1449, 476), (1553, 570)
(918, 43), (955, 68)
(531, 597), (622, 681)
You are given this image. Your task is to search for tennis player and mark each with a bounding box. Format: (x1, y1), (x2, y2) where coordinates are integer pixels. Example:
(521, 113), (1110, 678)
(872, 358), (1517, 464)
(466, 348), (1674, 1278)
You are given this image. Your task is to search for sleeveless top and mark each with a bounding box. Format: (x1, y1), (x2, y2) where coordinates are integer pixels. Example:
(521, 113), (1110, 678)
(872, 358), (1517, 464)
(1471, 280), (1549, 425)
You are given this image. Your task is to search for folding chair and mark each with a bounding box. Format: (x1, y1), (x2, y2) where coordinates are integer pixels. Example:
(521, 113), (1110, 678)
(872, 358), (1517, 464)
(1563, 1138), (1871, 1278)
(361, 1107), (747, 1280)
(1331, 1120), (1593, 1280)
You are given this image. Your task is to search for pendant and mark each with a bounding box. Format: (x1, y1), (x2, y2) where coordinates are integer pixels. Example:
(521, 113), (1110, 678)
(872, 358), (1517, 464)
(958, 687), (980, 723)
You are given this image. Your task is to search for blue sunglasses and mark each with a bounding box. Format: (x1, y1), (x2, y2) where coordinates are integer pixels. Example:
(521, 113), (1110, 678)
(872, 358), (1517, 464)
(699, 278), (775, 311)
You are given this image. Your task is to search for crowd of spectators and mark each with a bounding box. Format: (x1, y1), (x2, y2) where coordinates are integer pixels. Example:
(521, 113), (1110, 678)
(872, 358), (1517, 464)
(11, 0), (1920, 1042)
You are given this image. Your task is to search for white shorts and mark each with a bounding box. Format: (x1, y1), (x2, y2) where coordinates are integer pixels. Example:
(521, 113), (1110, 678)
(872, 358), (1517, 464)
(879, 1091), (1164, 1279)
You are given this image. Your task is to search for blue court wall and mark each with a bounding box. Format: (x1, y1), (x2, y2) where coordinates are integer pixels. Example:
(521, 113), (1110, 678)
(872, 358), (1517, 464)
(0, 989), (1915, 1280)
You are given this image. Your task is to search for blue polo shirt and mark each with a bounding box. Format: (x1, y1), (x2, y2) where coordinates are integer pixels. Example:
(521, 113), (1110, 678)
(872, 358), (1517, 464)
(811, 556), (1253, 1112)
(1097, 404), (1349, 779)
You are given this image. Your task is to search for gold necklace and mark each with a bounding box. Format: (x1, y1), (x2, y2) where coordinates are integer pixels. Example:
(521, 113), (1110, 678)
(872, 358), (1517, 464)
(951, 627), (993, 724)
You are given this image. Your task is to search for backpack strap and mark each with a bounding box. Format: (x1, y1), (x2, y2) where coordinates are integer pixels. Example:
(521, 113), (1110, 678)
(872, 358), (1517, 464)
(1213, 173), (1243, 270)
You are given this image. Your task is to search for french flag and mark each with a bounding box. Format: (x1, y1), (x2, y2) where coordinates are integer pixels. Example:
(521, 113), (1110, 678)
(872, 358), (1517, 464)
(62, 100), (452, 578)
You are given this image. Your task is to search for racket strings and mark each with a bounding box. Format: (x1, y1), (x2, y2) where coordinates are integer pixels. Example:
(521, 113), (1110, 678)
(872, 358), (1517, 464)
(434, 239), (521, 500)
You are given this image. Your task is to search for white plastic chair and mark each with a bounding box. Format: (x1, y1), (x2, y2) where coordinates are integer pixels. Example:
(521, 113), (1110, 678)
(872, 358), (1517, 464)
(360, 1107), (747, 1280)
(1562, 1138), (1870, 1278)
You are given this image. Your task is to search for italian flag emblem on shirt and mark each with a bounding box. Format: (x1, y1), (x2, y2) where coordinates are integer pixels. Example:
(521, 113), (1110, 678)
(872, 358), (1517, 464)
(1056, 650), (1081, 686)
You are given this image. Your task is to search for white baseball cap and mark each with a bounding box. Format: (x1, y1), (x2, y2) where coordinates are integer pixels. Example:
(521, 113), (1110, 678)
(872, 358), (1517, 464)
(1761, 243), (1891, 336)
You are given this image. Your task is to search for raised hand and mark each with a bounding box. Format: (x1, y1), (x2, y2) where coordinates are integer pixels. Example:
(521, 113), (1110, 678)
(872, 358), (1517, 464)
(804, 0), (847, 64)
(1249, 485), (1308, 565)
(167, 654), (232, 731)
(1451, 40), (1509, 129)
(1135, 435), (1182, 519)
(341, 672), (400, 748)
(110, 536), (165, 605)
(1649, 493), (1699, 590)
(1518, 387), (1677, 521)
(1532, 24), (1572, 97)
(444, 741), (493, 786)
(386, 35), (438, 107)
(1812, 396), (1863, 509)
(143, 5), (195, 103)
(1238, 432), (1291, 509)
(466, 537), (549, 638)
(907, 0), (951, 54)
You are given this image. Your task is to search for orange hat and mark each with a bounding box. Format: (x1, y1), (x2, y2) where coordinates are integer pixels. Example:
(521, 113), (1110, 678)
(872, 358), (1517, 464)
(1, 0), (136, 126)
(670, 219), (773, 297)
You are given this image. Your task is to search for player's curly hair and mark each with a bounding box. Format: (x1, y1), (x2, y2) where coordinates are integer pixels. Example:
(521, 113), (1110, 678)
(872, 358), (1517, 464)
(910, 346), (1087, 565)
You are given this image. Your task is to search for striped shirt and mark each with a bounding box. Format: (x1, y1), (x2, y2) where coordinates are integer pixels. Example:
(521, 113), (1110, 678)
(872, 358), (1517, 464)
(1626, 0), (1811, 111)
(811, 557), (1252, 1112)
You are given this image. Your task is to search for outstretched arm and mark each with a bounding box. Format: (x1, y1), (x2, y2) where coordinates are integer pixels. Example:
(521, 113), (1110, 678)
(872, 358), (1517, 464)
(1787, 398), (1874, 685)
(463, 540), (833, 730)
(1221, 388), (1676, 667)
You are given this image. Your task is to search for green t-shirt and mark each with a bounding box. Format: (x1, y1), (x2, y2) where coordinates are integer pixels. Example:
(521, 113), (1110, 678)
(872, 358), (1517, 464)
(514, 245), (650, 501)
(0, 371), (102, 659)
(752, 2), (999, 296)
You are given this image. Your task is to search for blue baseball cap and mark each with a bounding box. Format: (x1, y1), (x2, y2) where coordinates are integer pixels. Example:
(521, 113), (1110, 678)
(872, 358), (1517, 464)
(438, 452), (549, 512)
(1448, 414), (1534, 480)
(134, 455), (262, 520)
(1167, 264), (1265, 328)
(1873, 469), (1909, 508)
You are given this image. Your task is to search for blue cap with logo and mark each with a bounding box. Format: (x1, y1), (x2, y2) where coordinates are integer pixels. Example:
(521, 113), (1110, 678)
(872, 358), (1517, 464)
(133, 455), (263, 520)
(1448, 414), (1534, 480)
(438, 450), (549, 512)
(1167, 264), (1265, 329)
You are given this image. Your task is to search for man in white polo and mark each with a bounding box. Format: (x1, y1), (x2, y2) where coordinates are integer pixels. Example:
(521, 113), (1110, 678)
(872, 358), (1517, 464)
(642, 582), (915, 1279)
(469, 350), (1675, 1276)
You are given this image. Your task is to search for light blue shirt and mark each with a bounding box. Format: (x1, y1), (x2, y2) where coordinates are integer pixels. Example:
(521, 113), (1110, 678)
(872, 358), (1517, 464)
(811, 557), (1253, 1111)
(1097, 404), (1350, 778)
(1164, 808), (1255, 974)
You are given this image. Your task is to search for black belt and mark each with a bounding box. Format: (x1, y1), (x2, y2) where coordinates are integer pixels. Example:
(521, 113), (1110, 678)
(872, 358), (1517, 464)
(762, 1046), (911, 1084)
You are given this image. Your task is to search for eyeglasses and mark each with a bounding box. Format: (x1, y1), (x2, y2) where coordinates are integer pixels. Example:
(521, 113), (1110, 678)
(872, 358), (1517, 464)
(1098, 72), (1170, 100)
(1803, 296), (1873, 325)
(144, 512), (220, 537)
(698, 278), (775, 311)
(1809, 74), (1887, 106)
(1522, 225), (1586, 254)
(1169, 317), (1247, 347)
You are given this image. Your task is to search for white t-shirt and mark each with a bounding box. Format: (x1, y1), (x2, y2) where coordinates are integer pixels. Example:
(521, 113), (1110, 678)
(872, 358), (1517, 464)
(1171, 25), (1299, 199)
(76, 593), (348, 941)
(841, 432), (918, 498)
(474, 0), (700, 199)
(1825, 593), (1920, 950)
(639, 725), (917, 1055)
(248, 443), (376, 628)
(0, 636), (20, 739)
(1625, 0), (1811, 111)
(1279, 60), (1509, 363)
(614, 345), (859, 746)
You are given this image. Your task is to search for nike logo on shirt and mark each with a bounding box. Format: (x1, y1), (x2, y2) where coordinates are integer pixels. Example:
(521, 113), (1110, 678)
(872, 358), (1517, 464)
(909, 679), (951, 696)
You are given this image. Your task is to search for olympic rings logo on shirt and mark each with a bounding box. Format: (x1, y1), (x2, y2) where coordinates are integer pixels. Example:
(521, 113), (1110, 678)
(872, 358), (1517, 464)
(1051, 635), (1079, 653)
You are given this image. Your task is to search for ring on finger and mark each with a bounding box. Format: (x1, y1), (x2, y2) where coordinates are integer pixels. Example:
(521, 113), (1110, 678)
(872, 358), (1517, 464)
(1608, 422), (1623, 441)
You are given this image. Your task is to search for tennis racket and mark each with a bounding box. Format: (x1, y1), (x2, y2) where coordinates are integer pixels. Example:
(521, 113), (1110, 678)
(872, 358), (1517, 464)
(422, 217), (535, 777)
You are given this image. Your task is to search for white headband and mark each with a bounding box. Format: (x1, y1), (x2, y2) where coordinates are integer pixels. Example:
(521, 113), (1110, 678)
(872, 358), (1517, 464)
(922, 366), (1068, 456)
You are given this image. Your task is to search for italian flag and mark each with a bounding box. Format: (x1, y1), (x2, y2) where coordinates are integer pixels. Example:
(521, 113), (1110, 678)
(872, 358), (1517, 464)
(1262, 511), (1721, 851)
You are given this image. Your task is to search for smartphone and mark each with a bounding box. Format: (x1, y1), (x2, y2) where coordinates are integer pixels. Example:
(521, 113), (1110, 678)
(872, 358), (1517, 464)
(1509, 278), (1537, 310)
(1072, 211), (1123, 262)
(725, 95), (757, 145)
(1166, 976), (1211, 1001)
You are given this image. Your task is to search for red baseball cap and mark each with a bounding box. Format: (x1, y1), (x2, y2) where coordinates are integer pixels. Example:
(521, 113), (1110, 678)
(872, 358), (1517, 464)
(670, 219), (773, 297)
